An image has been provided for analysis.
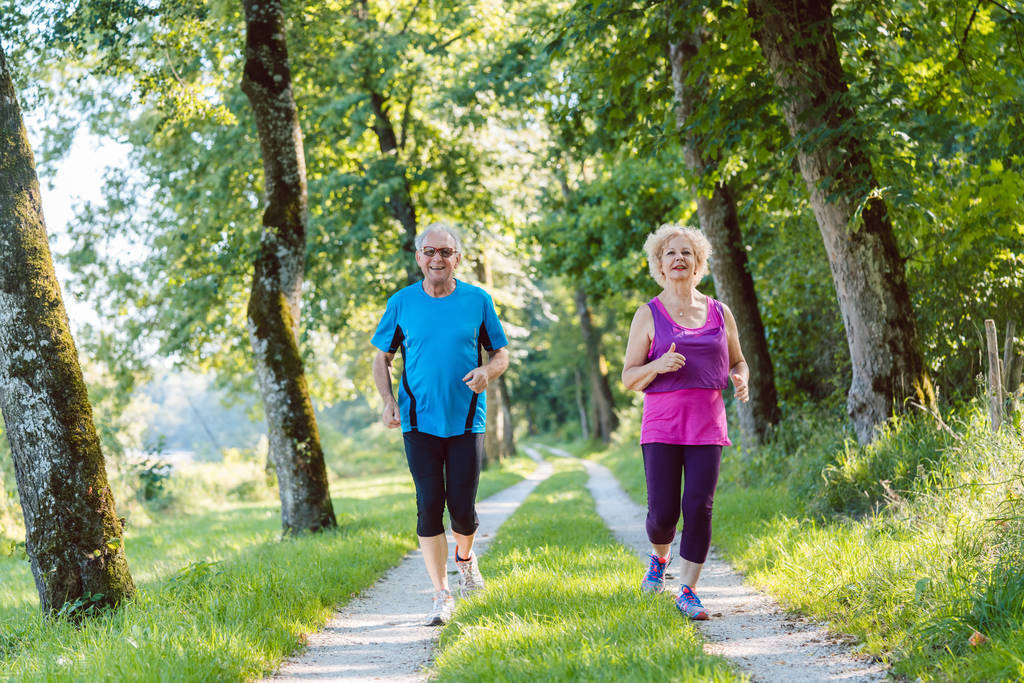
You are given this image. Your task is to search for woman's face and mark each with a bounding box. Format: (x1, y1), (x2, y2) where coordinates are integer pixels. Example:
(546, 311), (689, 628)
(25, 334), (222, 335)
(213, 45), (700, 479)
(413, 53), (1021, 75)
(659, 234), (698, 284)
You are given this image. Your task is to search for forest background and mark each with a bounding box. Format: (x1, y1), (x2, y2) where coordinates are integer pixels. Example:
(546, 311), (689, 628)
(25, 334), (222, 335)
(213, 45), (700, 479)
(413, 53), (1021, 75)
(1, 0), (1023, 679)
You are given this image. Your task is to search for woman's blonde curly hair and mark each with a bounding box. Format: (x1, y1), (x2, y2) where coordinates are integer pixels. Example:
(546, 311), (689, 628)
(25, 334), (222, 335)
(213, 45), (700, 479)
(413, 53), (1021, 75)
(643, 223), (712, 287)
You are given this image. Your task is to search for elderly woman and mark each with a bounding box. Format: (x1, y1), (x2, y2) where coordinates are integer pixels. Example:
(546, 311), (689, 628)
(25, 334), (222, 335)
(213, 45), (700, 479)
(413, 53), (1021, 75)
(371, 222), (510, 626)
(621, 223), (749, 620)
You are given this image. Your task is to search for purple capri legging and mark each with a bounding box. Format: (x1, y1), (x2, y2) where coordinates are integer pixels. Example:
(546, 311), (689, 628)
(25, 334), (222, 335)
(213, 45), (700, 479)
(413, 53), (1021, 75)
(642, 443), (722, 564)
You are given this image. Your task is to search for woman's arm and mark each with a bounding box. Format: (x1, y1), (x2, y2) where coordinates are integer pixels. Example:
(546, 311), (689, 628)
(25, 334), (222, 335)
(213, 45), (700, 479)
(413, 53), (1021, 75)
(621, 305), (685, 391)
(721, 304), (749, 403)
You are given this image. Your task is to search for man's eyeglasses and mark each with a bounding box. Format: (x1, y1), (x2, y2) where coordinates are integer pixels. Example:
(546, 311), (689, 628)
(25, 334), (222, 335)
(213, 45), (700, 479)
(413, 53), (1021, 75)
(420, 246), (458, 258)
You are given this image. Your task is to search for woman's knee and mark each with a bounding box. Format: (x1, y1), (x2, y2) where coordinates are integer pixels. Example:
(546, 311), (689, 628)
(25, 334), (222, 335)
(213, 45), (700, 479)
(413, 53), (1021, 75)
(646, 510), (679, 542)
(681, 496), (714, 529)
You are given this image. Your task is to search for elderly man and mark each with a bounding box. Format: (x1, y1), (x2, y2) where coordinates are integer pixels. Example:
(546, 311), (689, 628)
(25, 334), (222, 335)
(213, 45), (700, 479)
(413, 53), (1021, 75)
(371, 222), (510, 626)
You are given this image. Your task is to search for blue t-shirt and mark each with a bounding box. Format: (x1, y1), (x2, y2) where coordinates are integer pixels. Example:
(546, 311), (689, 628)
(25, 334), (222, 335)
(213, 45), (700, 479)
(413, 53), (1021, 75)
(371, 280), (508, 437)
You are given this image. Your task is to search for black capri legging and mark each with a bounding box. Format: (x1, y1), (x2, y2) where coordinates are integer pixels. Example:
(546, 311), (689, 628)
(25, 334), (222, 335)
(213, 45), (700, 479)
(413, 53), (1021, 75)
(403, 431), (484, 537)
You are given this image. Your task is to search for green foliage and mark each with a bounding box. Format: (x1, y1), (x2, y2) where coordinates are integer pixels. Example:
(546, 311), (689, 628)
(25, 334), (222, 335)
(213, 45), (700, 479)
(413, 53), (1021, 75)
(130, 457), (173, 505)
(817, 413), (958, 515)
(834, 0), (1024, 395)
(530, 154), (687, 300)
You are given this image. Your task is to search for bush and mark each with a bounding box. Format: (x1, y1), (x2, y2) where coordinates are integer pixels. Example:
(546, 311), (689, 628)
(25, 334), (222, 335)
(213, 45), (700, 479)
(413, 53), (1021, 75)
(131, 458), (174, 505)
(817, 412), (956, 515)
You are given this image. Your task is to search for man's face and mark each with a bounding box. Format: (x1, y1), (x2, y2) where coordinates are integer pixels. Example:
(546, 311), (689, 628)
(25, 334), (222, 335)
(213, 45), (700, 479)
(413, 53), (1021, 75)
(415, 230), (461, 285)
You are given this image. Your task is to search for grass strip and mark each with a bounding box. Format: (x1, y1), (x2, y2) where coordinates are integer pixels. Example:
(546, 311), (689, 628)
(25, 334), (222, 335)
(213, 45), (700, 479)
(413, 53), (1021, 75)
(0, 457), (530, 680)
(431, 459), (740, 682)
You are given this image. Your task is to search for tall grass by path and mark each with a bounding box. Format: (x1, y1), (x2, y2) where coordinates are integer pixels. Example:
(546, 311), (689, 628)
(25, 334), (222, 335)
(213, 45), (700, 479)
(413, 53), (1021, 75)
(0, 454), (531, 680)
(431, 458), (741, 682)
(590, 405), (1024, 681)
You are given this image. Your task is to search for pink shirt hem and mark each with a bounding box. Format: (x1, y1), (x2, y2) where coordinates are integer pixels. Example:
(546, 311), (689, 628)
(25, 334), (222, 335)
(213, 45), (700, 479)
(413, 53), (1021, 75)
(641, 387), (731, 446)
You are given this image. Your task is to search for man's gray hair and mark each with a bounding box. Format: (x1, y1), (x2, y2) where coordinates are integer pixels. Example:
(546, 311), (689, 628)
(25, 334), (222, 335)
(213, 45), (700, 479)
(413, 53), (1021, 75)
(414, 222), (463, 253)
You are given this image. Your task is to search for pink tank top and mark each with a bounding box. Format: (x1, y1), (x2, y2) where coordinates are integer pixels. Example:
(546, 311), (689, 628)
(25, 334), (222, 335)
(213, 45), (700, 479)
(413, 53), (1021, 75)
(641, 296), (731, 446)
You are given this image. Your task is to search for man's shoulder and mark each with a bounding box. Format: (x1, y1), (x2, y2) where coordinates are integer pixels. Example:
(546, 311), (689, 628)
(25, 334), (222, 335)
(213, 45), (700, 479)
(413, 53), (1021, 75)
(387, 282), (422, 304)
(455, 280), (493, 302)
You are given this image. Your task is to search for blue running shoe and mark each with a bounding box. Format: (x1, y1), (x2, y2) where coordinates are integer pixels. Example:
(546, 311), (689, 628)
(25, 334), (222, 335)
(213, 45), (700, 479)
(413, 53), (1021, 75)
(676, 585), (709, 620)
(640, 553), (669, 593)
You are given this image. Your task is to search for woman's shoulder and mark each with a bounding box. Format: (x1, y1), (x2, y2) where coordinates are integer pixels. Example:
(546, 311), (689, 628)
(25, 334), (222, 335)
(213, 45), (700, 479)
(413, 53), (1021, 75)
(704, 294), (726, 315)
(630, 301), (655, 327)
(633, 299), (655, 316)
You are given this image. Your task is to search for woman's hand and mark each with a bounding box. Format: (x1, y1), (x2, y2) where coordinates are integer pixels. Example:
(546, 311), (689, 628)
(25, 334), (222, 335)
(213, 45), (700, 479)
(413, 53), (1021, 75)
(731, 372), (749, 403)
(655, 342), (686, 374)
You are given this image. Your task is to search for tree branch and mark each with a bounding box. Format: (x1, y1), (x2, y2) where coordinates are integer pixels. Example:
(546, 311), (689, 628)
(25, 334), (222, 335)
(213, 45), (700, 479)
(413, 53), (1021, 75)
(953, 0), (982, 67)
(400, 0), (425, 34)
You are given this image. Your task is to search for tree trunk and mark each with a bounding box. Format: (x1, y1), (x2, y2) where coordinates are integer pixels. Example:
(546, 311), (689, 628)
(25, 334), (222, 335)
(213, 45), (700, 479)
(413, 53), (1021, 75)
(748, 0), (933, 443)
(497, 374), (515, 456)
(574, 288), (619, 442)
(368, 91), (420, 284)
(484, 374), (516, 465)
(353, 0), (419, 284)
(241, 0), (336, 534)
(0, 47), (135, 613)
(667, 24), (781, 446)
(574, 366), (589, 440)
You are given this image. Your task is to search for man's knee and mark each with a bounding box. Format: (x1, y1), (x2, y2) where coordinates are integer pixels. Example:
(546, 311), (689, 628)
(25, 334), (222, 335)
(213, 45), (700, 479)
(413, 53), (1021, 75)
(416, 492), (446, 536)
(448, 502), (478, 536)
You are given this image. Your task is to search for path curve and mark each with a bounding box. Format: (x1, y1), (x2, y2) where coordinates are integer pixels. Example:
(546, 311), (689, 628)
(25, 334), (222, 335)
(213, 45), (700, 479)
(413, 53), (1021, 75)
(530, 444), (887, 683)
(269, 454), (553, 682)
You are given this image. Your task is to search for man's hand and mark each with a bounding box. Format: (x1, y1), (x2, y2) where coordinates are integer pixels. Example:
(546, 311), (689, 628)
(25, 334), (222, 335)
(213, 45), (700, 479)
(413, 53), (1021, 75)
(463, 367), (489, 393)
(381, 400), (401, 428)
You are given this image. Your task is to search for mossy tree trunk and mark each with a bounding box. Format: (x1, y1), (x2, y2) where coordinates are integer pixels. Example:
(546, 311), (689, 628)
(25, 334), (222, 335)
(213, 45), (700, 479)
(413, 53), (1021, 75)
(748, 0), (933, 443)
(240, 0), (336, 534)
(574, 288), (618, 443)
(667, 22), (781, 446)
(0, 46), (135, 613)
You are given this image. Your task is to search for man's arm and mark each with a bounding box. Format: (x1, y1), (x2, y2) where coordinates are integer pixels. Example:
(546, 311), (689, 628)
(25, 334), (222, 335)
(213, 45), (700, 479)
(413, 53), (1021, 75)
(372, 350), (401, 428)
(462, 347), (510, 394)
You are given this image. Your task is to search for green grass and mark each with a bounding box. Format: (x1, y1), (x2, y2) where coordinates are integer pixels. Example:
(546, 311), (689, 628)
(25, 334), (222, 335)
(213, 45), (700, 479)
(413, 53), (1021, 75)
(0, 455), (531, 681)
(431, 459), (741, 682)
(589, 407), (1024, 681)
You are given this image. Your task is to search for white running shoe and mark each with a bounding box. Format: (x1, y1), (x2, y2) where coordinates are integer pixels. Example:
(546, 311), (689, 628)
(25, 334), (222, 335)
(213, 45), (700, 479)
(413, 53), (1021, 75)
(455, 552), (485, 597)
(426, 588), (454, 626)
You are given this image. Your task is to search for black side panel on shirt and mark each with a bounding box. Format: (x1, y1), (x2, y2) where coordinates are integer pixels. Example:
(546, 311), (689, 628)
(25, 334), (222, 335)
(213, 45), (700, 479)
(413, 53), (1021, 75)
(479, 321), (493, 352)
(399, 337), (418, 430)
(388, 325), (405, 353)
(464, 328), (486, 432)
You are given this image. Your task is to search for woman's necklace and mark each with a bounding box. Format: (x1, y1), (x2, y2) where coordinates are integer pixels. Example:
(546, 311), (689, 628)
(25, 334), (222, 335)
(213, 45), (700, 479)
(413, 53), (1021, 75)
(665, 294), (699, 317)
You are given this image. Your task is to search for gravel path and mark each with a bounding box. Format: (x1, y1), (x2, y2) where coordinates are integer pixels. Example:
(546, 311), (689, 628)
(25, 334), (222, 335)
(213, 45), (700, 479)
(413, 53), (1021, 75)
(531, 443), (888, 682)
(268, 454), (554, 682)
